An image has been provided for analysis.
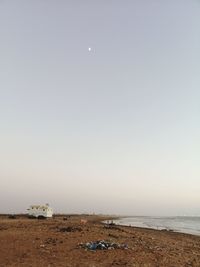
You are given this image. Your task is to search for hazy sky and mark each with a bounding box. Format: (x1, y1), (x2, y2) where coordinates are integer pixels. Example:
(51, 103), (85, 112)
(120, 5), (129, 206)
(0, 0), (200, 215)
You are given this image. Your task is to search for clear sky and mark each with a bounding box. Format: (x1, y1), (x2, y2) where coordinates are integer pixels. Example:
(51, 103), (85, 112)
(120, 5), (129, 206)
(0, 0), (200, 215)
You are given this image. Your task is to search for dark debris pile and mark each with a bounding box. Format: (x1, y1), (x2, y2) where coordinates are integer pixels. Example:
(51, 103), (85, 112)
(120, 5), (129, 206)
(78, 240), (128, 251)
(58, 226), (82, 232)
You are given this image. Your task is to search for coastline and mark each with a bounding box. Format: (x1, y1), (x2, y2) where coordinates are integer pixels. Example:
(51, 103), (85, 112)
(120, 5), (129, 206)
(111, 216), (200, 237)
(0, 214), (200, 266)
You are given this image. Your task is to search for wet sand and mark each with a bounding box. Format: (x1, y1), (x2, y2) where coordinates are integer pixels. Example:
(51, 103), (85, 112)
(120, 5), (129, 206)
(0, 214), (200, 267)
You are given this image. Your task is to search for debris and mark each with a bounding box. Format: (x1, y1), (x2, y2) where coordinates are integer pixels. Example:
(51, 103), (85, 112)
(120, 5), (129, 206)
(8, 215), (16, 219)
(104, 221), (117, 229)
(78, 240), (128, 251)
(45, 238), (57, 245)
(59, 226), (82, 232)
(108, 221), (116, 226)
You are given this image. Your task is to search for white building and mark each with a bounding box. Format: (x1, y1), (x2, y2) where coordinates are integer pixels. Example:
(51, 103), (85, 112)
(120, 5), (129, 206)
(27, 204), (53, 218)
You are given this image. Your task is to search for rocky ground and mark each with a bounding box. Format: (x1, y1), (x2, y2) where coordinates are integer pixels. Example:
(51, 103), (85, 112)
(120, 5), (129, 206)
(0, 214), (200, 267)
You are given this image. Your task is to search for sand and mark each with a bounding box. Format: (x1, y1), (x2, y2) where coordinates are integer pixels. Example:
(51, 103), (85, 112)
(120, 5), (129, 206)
(0, 214), (200, 267)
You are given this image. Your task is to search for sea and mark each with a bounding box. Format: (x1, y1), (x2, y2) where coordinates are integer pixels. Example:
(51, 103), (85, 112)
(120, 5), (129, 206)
(113, 216), (200, 236)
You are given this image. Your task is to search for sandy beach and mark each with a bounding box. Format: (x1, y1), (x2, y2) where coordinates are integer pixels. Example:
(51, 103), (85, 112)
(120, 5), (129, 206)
(0, 214), (200, 267)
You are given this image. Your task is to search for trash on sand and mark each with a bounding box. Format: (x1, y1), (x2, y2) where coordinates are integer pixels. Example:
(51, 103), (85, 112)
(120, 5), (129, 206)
(104, 220), (117, 229)
(107, 220), (116, 226)
(8, 215), (16, 219)
(59, 226), (82, 232)
(63, 215), (71, 220)
(44, 238), (57, 245)
(78, 240), (128, 251)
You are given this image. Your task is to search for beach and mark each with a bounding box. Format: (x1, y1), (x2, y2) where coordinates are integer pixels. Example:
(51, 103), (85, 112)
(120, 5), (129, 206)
(113, 216), (200, 236)
(0, 214), (200, 267)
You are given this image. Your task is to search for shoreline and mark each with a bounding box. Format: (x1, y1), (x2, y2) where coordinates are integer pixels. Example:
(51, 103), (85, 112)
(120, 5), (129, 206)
(0, 214), (200, 266)
(102, 219), (200, 239)
(110, 216), (200, 237)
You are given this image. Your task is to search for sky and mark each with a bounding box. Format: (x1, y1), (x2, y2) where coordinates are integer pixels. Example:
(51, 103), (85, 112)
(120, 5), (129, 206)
(0, 0), (200, 215)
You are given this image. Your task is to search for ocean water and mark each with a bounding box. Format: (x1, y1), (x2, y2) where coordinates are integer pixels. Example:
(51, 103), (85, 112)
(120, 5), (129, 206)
(113, 216), (200, 236)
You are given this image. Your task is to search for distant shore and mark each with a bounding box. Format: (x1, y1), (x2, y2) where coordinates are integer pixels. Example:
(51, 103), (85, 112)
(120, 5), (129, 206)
(0, 214), (200, 266)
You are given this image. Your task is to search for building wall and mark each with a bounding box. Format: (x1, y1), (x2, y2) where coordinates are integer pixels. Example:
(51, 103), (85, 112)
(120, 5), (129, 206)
(28, 206), (53, 218)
